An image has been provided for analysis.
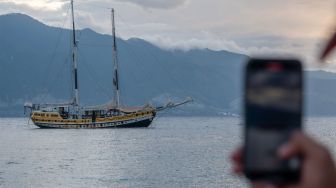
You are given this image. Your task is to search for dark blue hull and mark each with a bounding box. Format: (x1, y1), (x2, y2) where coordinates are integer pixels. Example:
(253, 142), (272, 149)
(34, 116), (154, 129)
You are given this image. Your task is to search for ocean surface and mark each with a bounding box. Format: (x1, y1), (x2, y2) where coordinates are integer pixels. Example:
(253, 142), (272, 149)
(1, 117), (336, 188)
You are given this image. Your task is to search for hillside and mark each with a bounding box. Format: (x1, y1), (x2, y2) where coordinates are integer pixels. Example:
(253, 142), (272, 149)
(0, 13), (335, 116)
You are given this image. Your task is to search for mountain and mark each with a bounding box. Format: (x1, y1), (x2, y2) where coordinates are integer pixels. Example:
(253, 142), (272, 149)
(0, 13), (336, 116)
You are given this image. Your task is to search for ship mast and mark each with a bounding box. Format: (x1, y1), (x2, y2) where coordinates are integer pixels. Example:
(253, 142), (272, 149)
(111, 9), (120, 108)
(71, 0), (79, 107)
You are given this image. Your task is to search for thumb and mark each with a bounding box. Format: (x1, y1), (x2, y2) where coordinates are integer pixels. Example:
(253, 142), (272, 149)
(278, 131), (319, 159)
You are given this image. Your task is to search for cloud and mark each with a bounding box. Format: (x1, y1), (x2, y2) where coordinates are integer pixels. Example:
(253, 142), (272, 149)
(0, 1), (71, 29)
(115, 0), (188, 9)
(2, 0), (67, 11)
(137, 30), (322, 71)
(142, 33), (310, 56)
(0, 0), (335, 71)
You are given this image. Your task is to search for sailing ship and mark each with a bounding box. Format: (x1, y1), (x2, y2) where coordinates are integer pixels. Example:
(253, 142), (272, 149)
(24, 0), (191, 129)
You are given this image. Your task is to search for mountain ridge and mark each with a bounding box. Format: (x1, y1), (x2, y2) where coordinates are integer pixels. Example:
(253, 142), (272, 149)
(0, 13), (336, 116)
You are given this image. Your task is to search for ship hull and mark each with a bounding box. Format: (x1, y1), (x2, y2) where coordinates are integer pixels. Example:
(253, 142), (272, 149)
(33, 116), (154, 129)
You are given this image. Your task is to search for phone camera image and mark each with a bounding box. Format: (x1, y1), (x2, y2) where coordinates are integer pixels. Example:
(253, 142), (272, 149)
(243, 58), (303, 183)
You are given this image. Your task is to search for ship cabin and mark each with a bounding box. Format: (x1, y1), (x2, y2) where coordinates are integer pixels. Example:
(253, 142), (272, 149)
(25, 103), (123, 120)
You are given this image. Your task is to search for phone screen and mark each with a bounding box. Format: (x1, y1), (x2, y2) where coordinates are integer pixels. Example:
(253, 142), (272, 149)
(244, 59), (302, 181)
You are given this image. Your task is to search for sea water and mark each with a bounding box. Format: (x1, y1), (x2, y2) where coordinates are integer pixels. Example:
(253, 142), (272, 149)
(0, 117), (336, 188)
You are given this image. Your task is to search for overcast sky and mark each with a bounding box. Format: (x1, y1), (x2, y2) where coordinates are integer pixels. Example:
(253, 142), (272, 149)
(1, 0), (336, 69)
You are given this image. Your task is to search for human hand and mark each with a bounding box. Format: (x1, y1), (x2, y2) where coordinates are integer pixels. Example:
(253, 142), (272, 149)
(231, 132), (336, 188)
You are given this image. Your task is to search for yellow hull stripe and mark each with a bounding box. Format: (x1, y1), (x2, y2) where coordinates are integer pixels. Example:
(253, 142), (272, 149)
(31, 111), (155, 125)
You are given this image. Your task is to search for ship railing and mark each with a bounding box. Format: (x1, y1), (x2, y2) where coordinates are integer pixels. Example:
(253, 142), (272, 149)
(24, 102), (74, 114)
(24, 102), (73, 109)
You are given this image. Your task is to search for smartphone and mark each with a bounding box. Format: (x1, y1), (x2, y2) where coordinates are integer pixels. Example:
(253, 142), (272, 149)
(243, 58), (303, 183)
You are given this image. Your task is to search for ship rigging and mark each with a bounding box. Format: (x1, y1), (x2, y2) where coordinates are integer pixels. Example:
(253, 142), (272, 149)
(24, 0), (192, 129)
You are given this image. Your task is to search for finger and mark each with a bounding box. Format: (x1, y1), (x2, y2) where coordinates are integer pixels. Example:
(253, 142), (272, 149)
(231, 147), (244, 174)
(232, 163), (243, 174)
(231, 147), (243, 163)
(280, 185), (299, 188)
(252, 182), (277, 188)
(278, 131), (321, 159)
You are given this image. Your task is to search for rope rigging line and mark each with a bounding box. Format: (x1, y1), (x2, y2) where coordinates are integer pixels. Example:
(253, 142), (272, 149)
(114, 14), (167, 95)
(118, 38), (166, 96)
(115, 13), (193, 99)
(63, 1), (181, 98)
(46, 52), (72, 102)
(38, 1), (192, 108)
(77, 48), (114, 101)
(79, 43), (110, 47)
(42, 4), (71, 91)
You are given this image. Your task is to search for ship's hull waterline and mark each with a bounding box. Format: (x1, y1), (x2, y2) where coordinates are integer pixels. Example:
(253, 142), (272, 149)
(33, 117), (154, 129)
(30, 110), (156, 129)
